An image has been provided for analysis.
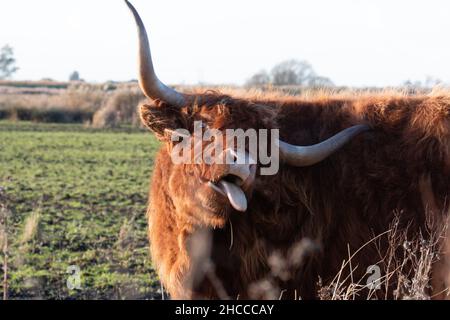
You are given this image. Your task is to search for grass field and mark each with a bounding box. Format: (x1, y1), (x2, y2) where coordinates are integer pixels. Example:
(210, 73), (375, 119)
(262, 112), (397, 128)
(0, 121), (161, 299)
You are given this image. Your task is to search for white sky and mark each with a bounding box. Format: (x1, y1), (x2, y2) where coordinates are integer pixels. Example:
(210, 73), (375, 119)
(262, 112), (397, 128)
(1, 0), (450, 86)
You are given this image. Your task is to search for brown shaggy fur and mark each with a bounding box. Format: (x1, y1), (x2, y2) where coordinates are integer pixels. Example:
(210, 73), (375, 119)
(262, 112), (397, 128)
(141, 88), (450, 299)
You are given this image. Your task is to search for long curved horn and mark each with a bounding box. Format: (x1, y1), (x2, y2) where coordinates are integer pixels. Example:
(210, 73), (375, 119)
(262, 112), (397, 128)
(278, 124), (370, 166)
(125, 0), (186, 106)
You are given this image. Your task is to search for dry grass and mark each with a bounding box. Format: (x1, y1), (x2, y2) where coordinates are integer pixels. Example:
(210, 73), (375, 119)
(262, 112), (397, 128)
(2, 80), (447, 127)
(20, 209), (41, 245)
(180, 212), (449, 300)
(0, 82), (140, 126)
(92, 88), (145, 128)
(0, 83), (106, 123)
(317, 214), (447, 300)
(210, 84), (449, 102)
(0, 190), (10, 300)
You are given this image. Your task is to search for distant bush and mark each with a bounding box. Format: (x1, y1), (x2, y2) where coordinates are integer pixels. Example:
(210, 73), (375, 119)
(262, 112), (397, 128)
(69, 71), (81, 82)
(92, 88), (145, 128)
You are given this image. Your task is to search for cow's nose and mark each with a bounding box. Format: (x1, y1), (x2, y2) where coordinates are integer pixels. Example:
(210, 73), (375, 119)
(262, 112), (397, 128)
(227, 164), (251, 186)
(222, 148), (257, 186)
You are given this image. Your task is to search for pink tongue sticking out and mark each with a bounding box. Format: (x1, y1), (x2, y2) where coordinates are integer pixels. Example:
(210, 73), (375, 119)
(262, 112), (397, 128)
(217, 180), (248, 212)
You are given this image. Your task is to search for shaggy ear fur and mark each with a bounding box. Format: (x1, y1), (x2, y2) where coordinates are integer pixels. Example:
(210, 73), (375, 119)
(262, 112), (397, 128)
(140, 103), (188, 141)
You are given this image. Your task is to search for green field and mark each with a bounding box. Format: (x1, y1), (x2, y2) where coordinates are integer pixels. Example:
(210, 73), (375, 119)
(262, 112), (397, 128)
(0, 121), (161, 299)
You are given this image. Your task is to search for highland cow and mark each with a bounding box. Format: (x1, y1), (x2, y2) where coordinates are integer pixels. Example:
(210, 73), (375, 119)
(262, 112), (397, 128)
(125, 1), (450, 299)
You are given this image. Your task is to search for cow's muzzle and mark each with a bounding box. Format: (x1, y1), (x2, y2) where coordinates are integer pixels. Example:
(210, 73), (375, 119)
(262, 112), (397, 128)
(207, 150), (257, 212)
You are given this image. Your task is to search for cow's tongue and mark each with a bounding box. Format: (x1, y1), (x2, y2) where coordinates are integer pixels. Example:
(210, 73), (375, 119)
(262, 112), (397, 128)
(217, 180), (247, 212)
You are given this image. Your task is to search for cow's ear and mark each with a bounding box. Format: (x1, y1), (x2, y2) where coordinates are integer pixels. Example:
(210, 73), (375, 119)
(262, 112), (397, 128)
(140, 103), (188, 141)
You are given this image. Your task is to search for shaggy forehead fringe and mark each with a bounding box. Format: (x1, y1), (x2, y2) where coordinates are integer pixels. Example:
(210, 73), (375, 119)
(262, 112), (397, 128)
(177, 85), (450, 104)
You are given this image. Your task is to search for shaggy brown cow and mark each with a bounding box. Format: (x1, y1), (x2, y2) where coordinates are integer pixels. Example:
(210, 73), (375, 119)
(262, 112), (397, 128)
(125, 1), (450, 299)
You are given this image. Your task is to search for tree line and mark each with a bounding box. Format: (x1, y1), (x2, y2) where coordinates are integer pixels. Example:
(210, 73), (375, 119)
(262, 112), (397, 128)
(0, 44), (445, 88)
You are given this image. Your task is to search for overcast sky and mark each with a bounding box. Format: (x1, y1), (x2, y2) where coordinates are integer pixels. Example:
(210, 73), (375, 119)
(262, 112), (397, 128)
(1, 0), (450, 86)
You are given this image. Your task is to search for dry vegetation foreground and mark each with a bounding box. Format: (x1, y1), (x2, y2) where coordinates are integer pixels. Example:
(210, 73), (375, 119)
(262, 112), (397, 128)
(0, 121), (161, 299)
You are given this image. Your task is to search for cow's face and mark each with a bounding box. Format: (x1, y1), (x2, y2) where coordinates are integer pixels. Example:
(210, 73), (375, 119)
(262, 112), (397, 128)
(140, 97), (276, 227)
(126, 0), (371, 228)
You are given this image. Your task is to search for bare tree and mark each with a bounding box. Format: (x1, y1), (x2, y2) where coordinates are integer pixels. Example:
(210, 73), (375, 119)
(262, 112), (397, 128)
(271, 59), (317, 86)
(69, 71), (80, 82)
(403, 76), (443, 89)
(0, 45), (19, 80)
(308, 75), (334, 87)
(245, 70), (270, 87)
(424, 76), (442, 87)
(247, 59), (334, 88)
